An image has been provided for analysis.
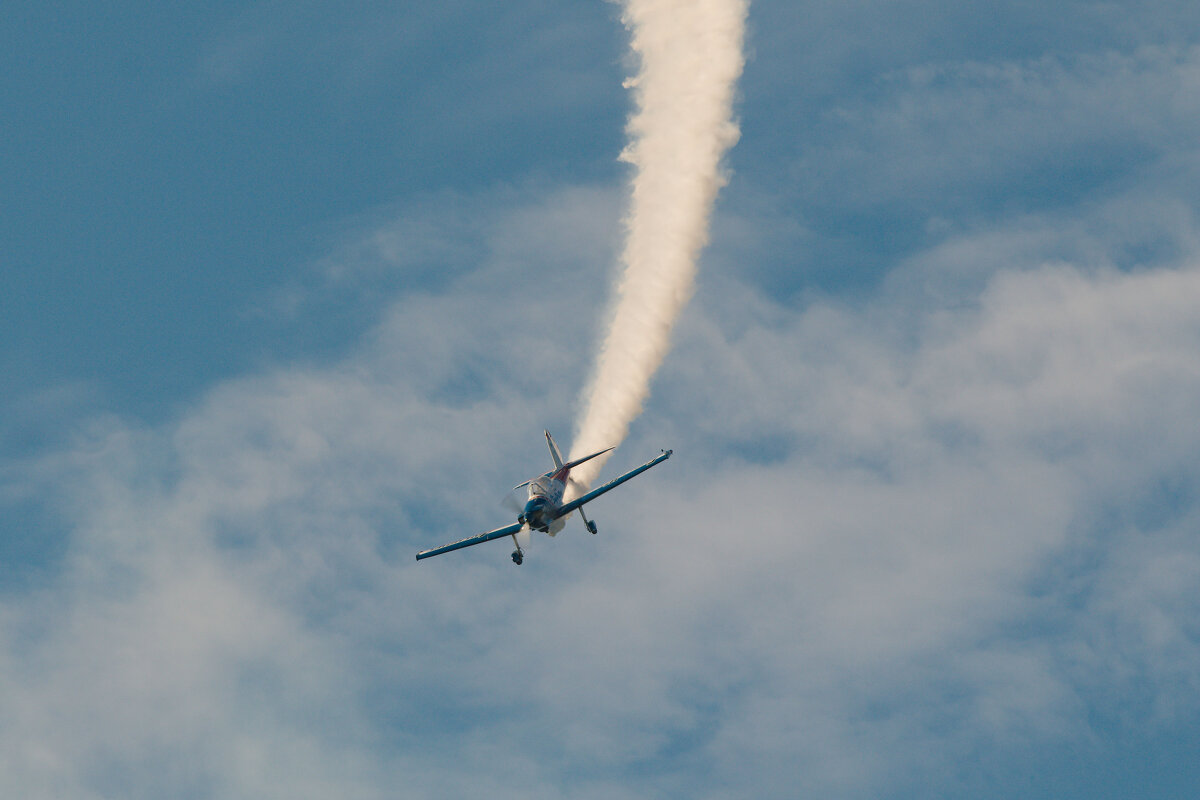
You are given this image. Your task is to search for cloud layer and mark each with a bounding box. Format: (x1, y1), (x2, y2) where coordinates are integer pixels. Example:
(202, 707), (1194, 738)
(5, 180), (1200, 797)
(5, 1), (1200, 798)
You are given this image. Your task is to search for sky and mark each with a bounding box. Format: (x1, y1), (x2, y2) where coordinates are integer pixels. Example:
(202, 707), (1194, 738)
(3, 1), (1200, 797)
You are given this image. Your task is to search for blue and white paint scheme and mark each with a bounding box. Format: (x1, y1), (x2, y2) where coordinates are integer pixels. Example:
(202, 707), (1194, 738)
(416, 431), (672, 564)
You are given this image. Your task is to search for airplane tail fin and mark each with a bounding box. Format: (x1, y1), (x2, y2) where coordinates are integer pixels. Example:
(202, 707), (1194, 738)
(547, 430), (613, 474)
(545, 430), (565, 469)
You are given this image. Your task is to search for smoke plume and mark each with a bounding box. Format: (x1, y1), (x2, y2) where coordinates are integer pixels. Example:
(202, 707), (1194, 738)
(569, 0), (748, 486)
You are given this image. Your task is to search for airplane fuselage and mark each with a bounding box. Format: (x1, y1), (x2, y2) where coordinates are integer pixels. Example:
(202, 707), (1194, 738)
(520, 470), (571, 535)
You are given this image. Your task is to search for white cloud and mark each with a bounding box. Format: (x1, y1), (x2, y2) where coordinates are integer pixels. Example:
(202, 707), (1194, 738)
(728, 32), (1200, 304)
(637, 248), (1200, 794)
(795, 44), (1200, 217)
(4, 174), (1200, 798)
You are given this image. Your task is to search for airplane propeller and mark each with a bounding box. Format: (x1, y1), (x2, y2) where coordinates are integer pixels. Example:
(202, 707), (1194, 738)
(501, 489), (525, 517)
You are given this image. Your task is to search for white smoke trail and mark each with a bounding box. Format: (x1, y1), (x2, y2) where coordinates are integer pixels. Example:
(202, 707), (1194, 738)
(568, 0), (748, 487)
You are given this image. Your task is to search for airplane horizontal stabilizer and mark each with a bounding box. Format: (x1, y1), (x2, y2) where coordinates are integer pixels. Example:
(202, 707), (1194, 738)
(559, 446), (615, 472)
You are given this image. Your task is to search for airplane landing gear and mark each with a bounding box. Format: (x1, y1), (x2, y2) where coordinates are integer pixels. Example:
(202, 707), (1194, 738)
(511, 550), (524, 565)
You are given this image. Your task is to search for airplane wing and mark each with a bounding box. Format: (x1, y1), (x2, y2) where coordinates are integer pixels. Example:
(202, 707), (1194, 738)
(416, 522), (524, 561)
(555, 449), (672, 518)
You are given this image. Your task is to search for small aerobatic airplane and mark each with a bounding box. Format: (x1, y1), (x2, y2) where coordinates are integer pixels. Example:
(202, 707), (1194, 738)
(416, 431), (672, 564)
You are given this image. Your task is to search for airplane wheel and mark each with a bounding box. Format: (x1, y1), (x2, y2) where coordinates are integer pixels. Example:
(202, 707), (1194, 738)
(512, 551), (523, 565)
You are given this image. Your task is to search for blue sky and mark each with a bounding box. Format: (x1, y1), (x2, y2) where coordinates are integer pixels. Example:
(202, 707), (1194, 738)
(4, 1), (1200, 797)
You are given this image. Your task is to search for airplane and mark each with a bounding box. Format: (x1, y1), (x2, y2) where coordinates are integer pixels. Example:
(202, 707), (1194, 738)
(416, 431), (672, 564)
